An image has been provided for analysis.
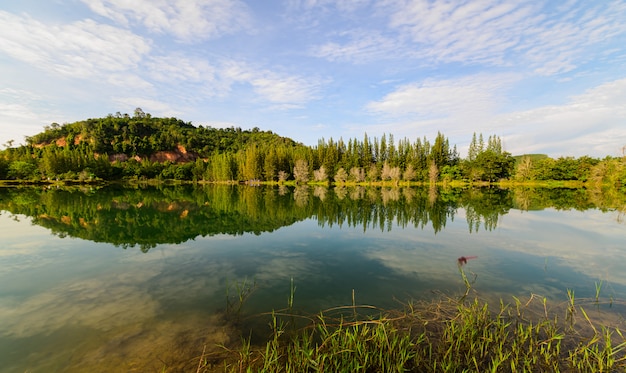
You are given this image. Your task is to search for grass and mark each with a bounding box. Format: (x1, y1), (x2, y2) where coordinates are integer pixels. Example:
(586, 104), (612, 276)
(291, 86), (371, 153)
(225, 277), (257, 322)
(179, 273), (626, 373)
(204, 297), (626, 372)
(192, 289), (626, 373)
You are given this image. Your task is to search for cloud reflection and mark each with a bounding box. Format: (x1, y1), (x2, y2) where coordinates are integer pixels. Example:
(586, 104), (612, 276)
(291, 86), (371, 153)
(0, 275), (159, 338)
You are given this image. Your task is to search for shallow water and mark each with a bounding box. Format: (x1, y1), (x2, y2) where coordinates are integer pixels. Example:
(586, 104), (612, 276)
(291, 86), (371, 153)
(0, 185), (625, 371)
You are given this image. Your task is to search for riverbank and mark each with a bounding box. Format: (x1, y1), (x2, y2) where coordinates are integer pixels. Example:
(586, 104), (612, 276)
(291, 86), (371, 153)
(0, 177), (608, 188)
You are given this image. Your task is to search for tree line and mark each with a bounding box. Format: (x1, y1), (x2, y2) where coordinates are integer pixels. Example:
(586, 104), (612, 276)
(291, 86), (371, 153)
(0, 110), (624, 188)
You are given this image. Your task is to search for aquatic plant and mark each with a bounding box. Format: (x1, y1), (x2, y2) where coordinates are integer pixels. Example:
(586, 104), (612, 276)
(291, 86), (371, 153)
(225, 277), (257, 321)
(206, 292), (626, 373)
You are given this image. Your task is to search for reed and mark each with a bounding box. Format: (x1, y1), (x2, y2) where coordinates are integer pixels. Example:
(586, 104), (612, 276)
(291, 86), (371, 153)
(188, 276), (626, 372)
(210, 292), (626, 373)
(596, 280), (604, 303)
(225, 277), (257, 321)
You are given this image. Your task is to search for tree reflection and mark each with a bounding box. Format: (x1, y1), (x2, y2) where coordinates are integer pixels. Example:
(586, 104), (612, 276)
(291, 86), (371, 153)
(0, 185), (623, 250)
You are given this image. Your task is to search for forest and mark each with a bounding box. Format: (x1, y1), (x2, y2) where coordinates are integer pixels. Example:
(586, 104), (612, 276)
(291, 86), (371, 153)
(0, 109), (624, 188)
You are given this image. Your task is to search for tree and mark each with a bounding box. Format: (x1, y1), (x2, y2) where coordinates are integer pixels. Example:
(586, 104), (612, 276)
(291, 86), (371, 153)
(313, 166), (328, 182)
(361, 133), (373, 166)
(473, 150), (515, 182)
(379, 134), (388, 163)
(242, 145), (262, 180)
(429, 132), (451, 168)
(0, 157), (8, 179)
(263, 148), (278, 181)
(278, 170), (289, 183)
(293, 159), (309, 184)
(515, 156), (534, 181)
(191, 158), (205, 181)
(381, 161), (400, 181)
(403, 164), (417, 181)
(366, 163), (379, 182)
(533, 158), (556, 181)
(134, 107), (146, 118)
(350, 167), (365, 182)
(428, 160), (439, 184)
(334, 167), (348, 183)
(468, 132), (478, 162)
(487, 135), (502, 154)
(8, 161), (38, 180)
(440, 165), (461, 182)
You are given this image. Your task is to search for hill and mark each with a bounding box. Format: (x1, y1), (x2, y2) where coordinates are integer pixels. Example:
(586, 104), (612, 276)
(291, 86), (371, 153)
(26, 109), (301, 160)
(513, 154), (548, 163)
(2, 113), (622, 186)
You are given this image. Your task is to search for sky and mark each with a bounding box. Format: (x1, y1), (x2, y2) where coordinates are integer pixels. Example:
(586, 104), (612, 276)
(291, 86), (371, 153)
(1, 0), (625, 158)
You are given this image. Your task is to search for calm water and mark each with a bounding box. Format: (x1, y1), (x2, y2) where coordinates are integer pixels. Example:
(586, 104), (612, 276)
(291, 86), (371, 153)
(0, 185), (625, 372)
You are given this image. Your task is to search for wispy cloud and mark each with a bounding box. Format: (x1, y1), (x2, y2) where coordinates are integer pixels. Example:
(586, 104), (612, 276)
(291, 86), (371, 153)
(80, 0), (253, 42)
(146, 55), (217, 84)
(367, 73), (518, 119)
(384, 0), (537, 66)
(0, 11), (150, 78)
(497, 78), (626, 157)
(405, 0), (626, 74)
(310, 29), (405, 63)
(249, 75), (323, 107)
(0, 89), (60, 144)
(312, 0), (626, 75)
(0, 1), (623, 155)
(363, 76), (626, 157)
(0, 6), (323, 129)
(222, 61), (325, 108)
(288, 0), (371, 12)
(111, 97), (184, 118)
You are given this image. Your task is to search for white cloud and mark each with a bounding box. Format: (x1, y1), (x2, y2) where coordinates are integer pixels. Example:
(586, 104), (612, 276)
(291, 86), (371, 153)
(498, 78), (626, 157)
(288, 0), (371, 12)
(111, 97), (183, 118)
(314, 0), (626, 75)
(221, 61), (325, 107)
(310, 30), (405, 63)
(385, 0), (530, 64)
(363, 75), (626, 157)
(107, 73), (154, 90)
(0, 11), (150, 78)
(367, 74), (518, 119)
(80, 0), (253, 42)
(0, 89), (59, 145)
(0, 103), (45, 141)
(250, 75), (320, 106)
(146, 55), (217, 84)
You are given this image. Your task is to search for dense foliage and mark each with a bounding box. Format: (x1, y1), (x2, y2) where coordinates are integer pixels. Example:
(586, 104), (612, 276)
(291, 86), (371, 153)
(1, 110), (624, 188)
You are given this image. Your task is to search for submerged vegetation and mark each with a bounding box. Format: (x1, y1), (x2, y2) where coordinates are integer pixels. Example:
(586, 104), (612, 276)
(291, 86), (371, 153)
(1, 110), (624, 189)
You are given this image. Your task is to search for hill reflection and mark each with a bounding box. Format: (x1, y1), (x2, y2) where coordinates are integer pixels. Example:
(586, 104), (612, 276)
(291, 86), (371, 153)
(0, 184), (623, 251)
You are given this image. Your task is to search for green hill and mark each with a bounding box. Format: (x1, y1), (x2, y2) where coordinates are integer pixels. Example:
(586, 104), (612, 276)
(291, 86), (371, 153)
(26, 109), (300, 159)
(513, 154), (548, 163)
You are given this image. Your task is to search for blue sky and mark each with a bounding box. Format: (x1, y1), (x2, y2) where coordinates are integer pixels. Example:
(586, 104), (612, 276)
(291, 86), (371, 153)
(1, 0), (625, 158)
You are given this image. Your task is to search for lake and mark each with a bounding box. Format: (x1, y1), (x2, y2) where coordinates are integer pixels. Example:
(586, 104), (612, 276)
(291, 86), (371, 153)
(0, 184), (625, 372)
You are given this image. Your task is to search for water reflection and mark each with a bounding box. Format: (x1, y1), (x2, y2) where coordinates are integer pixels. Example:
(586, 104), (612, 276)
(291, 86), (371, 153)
(0, 184), (625, 371)
(0, 185), (624, 250)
